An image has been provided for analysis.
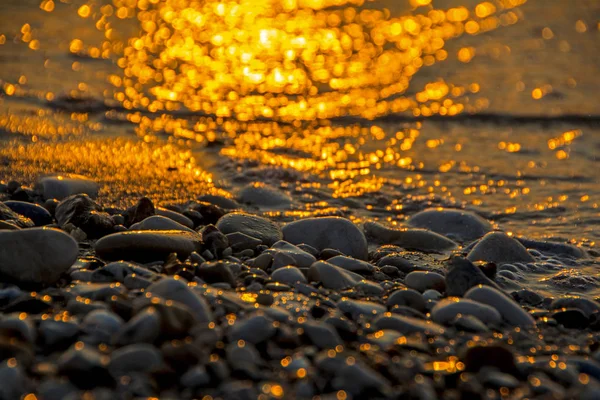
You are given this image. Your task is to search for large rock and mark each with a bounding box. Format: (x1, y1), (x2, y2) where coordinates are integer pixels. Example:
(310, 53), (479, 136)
(445, 256), (502, 296)
(0, 228), (78, 285)
(55, 194), (114, 238)
(283, 217), (368, 260)
(216, 212), (282, 246)
(95, 230), (202, 262)
(465, 286), (536, 328)
(408, 208), (492, 242)
(35, 174), (99, 200)
(308, 261), (363, 290)
(467, 232), (535, 265)
(364, 222), (457, 253)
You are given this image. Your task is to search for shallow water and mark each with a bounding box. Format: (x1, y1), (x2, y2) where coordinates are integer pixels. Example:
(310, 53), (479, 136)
(0, 0), (599, 296)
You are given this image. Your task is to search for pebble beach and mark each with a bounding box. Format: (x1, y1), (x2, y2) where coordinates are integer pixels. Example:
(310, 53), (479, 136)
(1, 0), (600, 399)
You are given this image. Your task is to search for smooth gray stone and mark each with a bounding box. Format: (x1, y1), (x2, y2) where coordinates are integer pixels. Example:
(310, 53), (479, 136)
(364, 221), (458, 253)
(95, 230), (202, 262)
(271, 266), (307, 285)
(550, 297), (600, 317)
(146, 277), (213, 323)
(404, 271), (446, 293)
(408, 208), (492, 242)
(445, 256), (502, 296)
(307, 261), (363, 290)
(226, 232), (262, 252)
(465, 285), (536, 328)
(156, 207), (194, 228)
(197, 194), (240, 210)
(302, 320), (343, 349)
(467, 232), (535, 265)
(35, 173), (99, 200)
(228, 313), (276, 344)
(431, 298), (502, 326)
(109, 344), (163, 377)
(354, 280), (385, 296)
(81, 310), (124, 336)
(386, 289), (426, 312)
(0, 227), (78, 285)
(373, 314), (445, 335)
(338, 299), (386, 321)
(328, 255), (375, 274)
(517, 237), (586, 258)
(451, 314), (489, 333)
(283, 217), (368, 260)
(265, 240), (316, 268)
(216, 212), (282, 246)
(238, 183), (293, 208)
(130, 215), (196, 234)
(114, 308), (161, 345)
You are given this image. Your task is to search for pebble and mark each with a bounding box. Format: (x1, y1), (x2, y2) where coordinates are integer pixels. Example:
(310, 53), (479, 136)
(386, 289), (426, 312)
(123, 197), (155, 226)
(216, 212), (282, 246)
(404, 271), (446, 293)
(550, 297), (600, 316)
(283, 217), (368, 260)
(376, 254), (417, 273)
(0, 227), (78, 285)
(3, 200), (53, 226)
(407, 208), (492, 242)
(465, 285), (536, 328)
(196, 261), (236, 286)
(467, 231), (535, 265)
(338, 299), (386, 321)
(422, 289), (442, 301)
(271, 266), (307, 285)
(145, 277), (213, 322)
(129, 215), (196, 233)
(364, 221), (458, 253)
(445, 256), (502, 296)
(114, 307), (161, 345)
(81, 309), (124, 341)
(0, 202), (34, 228)
(228, 313), (276, 344)
(95, 230), (202, 262)
(302, 320), (343, 349)
(551, 308), (589, 329)
(197, 194), (240, 210)
(517, 237), (586, 258)
(451, 314), (489, 333)
(264, 240), (317, 268)
(57, 344), (113, 388)
(431, 298), (503, 326)
(0, 220), (21, 230)
(373, 313), (445, 335)
(238, 183), (293, 208)
(35, 174), (99, 200)
(156, 207), (194, 228)
(327, 255), (376, 274)
(108, 344), (163, 377)
(55, 194), (114, 238)
(307, 261), (363, 290)
(226, 232), (262, 252)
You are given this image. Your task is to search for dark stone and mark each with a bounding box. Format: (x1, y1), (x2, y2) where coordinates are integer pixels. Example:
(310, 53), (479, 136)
(0, 202), (34, 228)
(55, 194), (114, 238)
(124, 197), (155, 227)
(462, 345), (519, 376)
(199, 225), (229, 257)
(551, 308), (589, 329)
(445, 256), (502, 296)
(3, 201), (53, 226)
(196, 261), (236, 286)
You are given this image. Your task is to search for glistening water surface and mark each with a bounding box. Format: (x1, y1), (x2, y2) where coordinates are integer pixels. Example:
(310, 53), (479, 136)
(0, 0), (599, 296)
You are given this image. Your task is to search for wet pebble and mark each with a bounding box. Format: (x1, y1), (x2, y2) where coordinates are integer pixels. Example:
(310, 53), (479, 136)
(129, 215), (196, 233)
(283, 217), (368, 260)
(327, 255), (375, 274)
(373, 313), (445, 335)
(431, 298), (502, 326)
(145, 277), (213, 322)
(404, 271), (446, 293)
(0, 201), (34, 228)
(386, 289), (426, 312)
(238, 183), (293, 208)
(364, 221), (458, 253)
(108, 343), (163, 377)
(468, 231), (535, 265)
(228, 313), (276, 344)
(216, 212), (282, 246)
(114, 307), (161, 345)
(465, 285), (536, 328)
(407, 208), (492, 242)
(551, 308), (589, 329)
(0, 227), (78, 285)
(271, 266), (307, 285)
(3, 200), (53, 226)
(55, 194), (114, 238)
(35, 174), (99, 200)
(307, 261), (363, 290)
(445, 256), (502, 296)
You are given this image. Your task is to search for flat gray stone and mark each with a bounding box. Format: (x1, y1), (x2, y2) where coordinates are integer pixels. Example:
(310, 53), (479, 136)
(328, 255), (375, 274)
(35, 173), (99, 200)
(364, 222), (458, 253)
(130, 215), (196, 234)
(156, 207), (194, 228)
(408, 208), (492, 242)
(467, 232), (535, 265)
(238, 183), (293, 208)
(465, 285), (536, 328)
(431, 298), (502, 326)
(265, 240), (316, 268)
(0, 227), (78, 285)
(271, 266), (307, 285)
(283, 217), (368, 260)
(216, 212), (282, 246)
(95, 230), (202, 262)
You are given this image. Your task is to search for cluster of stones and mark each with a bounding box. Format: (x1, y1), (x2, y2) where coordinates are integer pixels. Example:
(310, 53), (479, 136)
(0, 175), (598, 399)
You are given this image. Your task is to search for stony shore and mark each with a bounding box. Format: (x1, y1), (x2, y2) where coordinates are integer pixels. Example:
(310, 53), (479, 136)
(0, 174), (599, 399)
